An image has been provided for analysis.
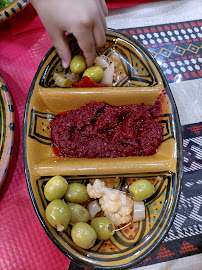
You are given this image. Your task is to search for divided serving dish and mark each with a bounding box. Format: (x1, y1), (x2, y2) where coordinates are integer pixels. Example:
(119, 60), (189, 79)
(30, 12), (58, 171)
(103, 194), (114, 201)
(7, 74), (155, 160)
(23, 29), (183, 269)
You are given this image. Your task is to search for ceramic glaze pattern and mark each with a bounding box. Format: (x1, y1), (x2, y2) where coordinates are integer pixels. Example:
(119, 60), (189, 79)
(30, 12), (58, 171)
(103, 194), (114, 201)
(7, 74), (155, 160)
(0, 74), (14, 189)
(23, 30), (183, 269)
(0, 0), (28, 21)
(36, 174), (170, 260)
(41, 34), (159, 88)
(27, 109), (173, 146)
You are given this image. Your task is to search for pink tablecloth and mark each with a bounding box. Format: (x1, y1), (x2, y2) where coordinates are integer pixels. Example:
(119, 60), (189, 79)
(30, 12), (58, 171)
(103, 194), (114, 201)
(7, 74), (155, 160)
(0, 4), (71, 270)
(0, 2), (158, 270)
(107, 0), (159, 9)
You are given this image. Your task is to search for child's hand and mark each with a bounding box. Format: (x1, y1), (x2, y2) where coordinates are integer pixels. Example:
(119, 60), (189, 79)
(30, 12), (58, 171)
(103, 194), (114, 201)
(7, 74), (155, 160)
(30, 0), (108, 68)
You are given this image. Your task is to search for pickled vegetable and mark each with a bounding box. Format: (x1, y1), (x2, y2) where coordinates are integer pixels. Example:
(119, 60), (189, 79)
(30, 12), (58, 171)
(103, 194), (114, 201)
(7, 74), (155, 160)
(129, 179), (154, 201)
(64, 183), (89, 203)
(132, 201), (145, 222)
(68, 203), (89, 223)
(100, 62), (114, 86)
(44, 176), (68, 201)
(87, 200), (102, 220)
(83, 65), (104, 83)
(70, 55), (86, 74)
(71, 222), (97, 249)
(53, 72), (73, 87)
(95, 55), (109, 69)
(90, 217), (115, 240)
(45, 199), (71, 231)
(72, 76), (106, 87)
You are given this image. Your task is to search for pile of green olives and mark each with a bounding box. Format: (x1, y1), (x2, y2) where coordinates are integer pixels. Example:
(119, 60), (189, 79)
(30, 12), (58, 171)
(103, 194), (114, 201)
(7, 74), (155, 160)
(70, 55), (104, 83)
(44, 176), (116, 249)
(44, 176), (155, 249)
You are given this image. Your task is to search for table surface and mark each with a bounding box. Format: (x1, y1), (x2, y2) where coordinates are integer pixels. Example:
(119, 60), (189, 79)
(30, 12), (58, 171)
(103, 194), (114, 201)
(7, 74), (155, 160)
(0, 1), (201, 270)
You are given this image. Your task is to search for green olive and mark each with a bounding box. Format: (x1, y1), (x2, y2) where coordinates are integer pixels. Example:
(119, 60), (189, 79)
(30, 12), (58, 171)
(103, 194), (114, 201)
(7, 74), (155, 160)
(68, 203), (90, 223)
(90, 217), (115, 240)
(70, 55), (86, 74)
(44, 176), (68, 201)
(83, 65), (104, 83)
(129, 179), (154, 201)
(71, 222), (97, 249)
(64, 183), (89, 203)
(45, 199), (71, 231)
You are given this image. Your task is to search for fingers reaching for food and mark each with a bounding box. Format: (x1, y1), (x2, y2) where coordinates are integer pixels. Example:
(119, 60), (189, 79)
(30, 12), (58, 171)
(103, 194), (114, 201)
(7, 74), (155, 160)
(30, 0), (108, 68)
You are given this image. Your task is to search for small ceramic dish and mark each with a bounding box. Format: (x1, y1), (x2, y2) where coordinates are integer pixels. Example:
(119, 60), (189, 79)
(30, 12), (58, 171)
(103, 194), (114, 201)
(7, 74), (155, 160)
(0, 74), (14, 189)
(0, 0), (28, 21)
(23, 29), (183, 269)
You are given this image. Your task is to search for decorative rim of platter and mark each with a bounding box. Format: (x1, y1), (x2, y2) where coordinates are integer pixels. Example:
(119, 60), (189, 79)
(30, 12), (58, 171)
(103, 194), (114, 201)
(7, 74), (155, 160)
(0, 74), (15, 189)
(0, 0), (29, 22)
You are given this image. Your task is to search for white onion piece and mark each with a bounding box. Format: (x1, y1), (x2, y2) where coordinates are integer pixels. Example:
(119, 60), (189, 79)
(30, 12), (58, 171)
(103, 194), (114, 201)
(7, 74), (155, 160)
(87, 200), (102, 220)
(65, 72), (80, 82)
(100, 62), (114, 86)
(95, 56), (109, 69)
(132, 201), (145, 222)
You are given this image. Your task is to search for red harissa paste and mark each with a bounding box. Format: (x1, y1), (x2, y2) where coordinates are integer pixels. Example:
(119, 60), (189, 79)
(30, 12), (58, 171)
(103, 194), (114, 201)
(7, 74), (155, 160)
(50, 101), (163, 158)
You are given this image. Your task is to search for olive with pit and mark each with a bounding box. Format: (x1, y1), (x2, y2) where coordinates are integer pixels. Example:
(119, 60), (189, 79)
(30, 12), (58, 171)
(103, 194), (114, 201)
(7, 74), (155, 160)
(64, 183), (89, 203)
(44, 176), (68, 201)
(68, 203), (90, 223)
(129, 179), (154, 201)
(70, 55), (86, 74)
(45, 199), (71, 231)
(83, 65), (104, 83)
(71, 222), (97, 249)
(90, 217), (115, 240)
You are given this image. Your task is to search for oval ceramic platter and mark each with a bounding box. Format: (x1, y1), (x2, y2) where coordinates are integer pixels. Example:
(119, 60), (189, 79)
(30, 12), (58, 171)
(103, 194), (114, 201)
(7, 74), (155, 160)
(0, 74), (14, 189)
(0, 0), (28, 21)
(23, 29), (183, 269)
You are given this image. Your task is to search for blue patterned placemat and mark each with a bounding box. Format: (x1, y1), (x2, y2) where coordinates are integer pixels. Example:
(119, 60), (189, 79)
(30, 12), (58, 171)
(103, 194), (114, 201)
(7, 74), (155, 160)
(121, 20), (202, 84)
(135, 121), (202, 267)
(69, 19), (202, 270)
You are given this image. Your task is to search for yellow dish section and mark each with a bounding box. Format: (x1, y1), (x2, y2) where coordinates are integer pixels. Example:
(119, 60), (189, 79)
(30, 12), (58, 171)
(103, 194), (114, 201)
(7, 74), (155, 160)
(26, 83), (176, 179)
(34, 174), (172, 268)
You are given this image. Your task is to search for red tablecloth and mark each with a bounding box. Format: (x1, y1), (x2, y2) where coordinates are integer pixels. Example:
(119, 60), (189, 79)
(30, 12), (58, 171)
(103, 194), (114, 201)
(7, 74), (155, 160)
(0, 4), (71, 270)
(0, 2), (158, 270)
(107, 0), (159, 9)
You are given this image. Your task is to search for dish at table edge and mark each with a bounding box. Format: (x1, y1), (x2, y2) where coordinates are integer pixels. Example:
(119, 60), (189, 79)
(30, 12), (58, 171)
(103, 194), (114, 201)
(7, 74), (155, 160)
(0, 0), (28, 21)
(0, 74), (14, 189)
(23, 29), (183, 269)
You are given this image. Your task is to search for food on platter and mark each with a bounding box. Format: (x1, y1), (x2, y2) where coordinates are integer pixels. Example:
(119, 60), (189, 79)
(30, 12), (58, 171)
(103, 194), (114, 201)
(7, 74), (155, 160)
(44, 176), (68, 201)
(90, 217), (115, 241)
(129, 179), (155, 201)
(43, 176), (157, 249)
(53, 73), (73, 87)
(71, 222), (97, 249)
(64, 182), (89, 203)
(87, 179), (133, 226)
(45, 199), (71, 232)
(50, 101), (163, 158)
(53, 55), (114, 87)
(68, 203), (90, 224)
